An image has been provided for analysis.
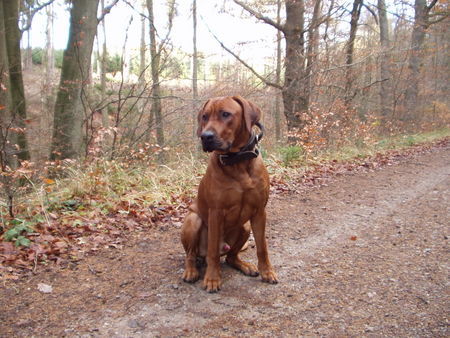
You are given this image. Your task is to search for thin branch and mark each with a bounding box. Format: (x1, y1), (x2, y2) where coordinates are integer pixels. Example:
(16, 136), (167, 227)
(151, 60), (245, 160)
(426, 0), (438, 12)
(98, 0), (119, 22)
(427, 13), (450, 26)
(362, 3), (378, 25)
(20, 0), (55, 33)
(202, 16), (282, 90)
(362, 78), (388, 91)
(232, 0), (285, 33)
(123, 0), (149, 20)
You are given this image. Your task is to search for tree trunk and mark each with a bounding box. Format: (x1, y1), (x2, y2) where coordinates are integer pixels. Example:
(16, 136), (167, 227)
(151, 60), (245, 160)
(378, 0), (392, 125)
(41, 2), (55, 159)
(139, 3), (146, 82)
(43, 2), (55, 110)
(2, 0), (30, 161)
(146, 0), (164, 147)
(50, 0), (99, 160)
(282, 0), (308, 141)
(0, 0), (15, 169)
(344, 0), (363, 106)
(274, 0), (282, 142)
(100, 0), (107, 103)
(404, 0), (427, 120)
(306, 0), (322, 103)
(192, 0), (198, 139)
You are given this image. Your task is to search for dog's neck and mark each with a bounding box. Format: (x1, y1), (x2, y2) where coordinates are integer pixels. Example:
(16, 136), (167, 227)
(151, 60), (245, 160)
(217, 122), (264, 166)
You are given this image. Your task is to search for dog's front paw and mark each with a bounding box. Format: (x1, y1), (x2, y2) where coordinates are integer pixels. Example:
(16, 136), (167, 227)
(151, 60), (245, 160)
(182, 267), (200, 283)
(260, 269), (278, 284)
(202, 275), (221, 293)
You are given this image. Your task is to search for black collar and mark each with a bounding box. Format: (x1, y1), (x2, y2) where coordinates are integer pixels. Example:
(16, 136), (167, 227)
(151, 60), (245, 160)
(218, 122), (264, 166)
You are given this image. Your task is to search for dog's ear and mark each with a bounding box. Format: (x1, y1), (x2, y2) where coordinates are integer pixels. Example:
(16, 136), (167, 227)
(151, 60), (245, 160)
(197, 99), (210, 137)
(232, 96), (261, 133)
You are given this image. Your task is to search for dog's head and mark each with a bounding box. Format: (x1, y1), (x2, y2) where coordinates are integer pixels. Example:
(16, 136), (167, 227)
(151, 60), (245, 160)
(197, 96), (261, 153)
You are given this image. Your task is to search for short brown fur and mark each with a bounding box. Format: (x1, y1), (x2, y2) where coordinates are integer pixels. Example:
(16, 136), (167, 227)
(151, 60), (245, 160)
(181, 96), (278, 292)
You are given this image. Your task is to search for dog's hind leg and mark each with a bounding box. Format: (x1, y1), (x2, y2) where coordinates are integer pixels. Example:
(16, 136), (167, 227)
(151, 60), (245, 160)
(181, 212), (202, 283)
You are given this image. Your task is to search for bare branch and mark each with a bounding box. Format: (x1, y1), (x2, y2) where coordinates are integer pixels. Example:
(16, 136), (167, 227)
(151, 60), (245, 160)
(426, 0), (438, 11)
(202, 16), (282, 90)
(362, 3), (378, 25)
(232, 0), (285, 34)
(427, 14), (450, 26)
(362, 78), (389, 91)
(20, 0), (55, 33)
(98, 0), (119, 22)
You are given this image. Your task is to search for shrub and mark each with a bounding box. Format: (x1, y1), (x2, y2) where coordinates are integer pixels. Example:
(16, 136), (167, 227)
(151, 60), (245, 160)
(279, 145), (304, 167)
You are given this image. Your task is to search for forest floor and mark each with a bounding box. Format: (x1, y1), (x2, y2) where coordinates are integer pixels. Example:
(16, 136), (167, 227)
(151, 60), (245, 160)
(1, 140), (449, 337)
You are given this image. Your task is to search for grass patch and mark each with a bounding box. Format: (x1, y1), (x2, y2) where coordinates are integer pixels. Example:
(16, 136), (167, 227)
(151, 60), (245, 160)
(319, 127), (450, 163)
(2, 128), (449, 223)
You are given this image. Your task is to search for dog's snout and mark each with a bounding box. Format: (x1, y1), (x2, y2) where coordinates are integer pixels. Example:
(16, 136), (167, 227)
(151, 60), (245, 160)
(200, 131), (215, 141)
(200, 130), (220, 152)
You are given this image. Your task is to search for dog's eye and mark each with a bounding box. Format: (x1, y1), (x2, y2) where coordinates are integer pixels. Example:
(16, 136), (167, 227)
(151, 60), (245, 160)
(221, 111), (231, 119)
(202, 114), (208, 121)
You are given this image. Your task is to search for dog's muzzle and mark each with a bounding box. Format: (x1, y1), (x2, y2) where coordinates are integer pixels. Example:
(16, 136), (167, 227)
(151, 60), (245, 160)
(200, 131), (227, 152)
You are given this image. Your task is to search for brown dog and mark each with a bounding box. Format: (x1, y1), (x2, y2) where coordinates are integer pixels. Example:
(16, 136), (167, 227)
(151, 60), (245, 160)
(181, 96), (278, 292)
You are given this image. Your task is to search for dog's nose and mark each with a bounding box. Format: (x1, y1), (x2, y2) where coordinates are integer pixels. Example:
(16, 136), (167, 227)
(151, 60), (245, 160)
(200, 131), (215, 142)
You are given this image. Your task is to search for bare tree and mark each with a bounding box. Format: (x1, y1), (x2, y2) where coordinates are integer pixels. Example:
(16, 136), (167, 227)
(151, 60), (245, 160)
(2, 0), (30, 161)
(344, 0), (363, 106)
(232, 0), (318, 142)
(192, 0), (198, 139)
(404, 0), (447, 120)
(274, 0), (282, 142)
(50, 0), (119, 160)
(146, 0), (176, 148)
(377, 0), (392, 125)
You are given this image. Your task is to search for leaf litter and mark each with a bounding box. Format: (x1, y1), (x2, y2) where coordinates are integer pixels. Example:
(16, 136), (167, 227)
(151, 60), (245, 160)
(1, 137), (448, 279)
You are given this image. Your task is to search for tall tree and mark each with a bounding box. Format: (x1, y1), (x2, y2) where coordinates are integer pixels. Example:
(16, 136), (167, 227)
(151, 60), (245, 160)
(274, 0), (282, 142)
(100, 0), (110, 131)
(306, 0), (322, 104)
(404, 0), (446, 120)
(51, 0), (99, 159)
(377, 0), (392, 124)
(233, 0), (315, 142)
(147, 0), (163, 147)
(192, 0), (198, 139)
(344, 0), (363, 106)
(146, 0), (175, 148)
(0, 0), (14, 167)
(50, 0), (119, 160)
(2, 0), (30, 160)
(43, 2), (54, 112)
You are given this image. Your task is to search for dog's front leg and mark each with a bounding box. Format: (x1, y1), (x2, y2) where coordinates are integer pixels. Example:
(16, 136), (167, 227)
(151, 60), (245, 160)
(203, 209), (223, 292)
(251, 209), (278, 284)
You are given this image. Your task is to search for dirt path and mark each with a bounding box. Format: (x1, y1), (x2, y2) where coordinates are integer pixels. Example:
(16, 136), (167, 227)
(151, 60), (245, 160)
(1, 144), (449, 337)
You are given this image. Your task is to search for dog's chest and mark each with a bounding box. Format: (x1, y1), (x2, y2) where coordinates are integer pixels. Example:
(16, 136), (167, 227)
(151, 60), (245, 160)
(223, 179), (266, 224)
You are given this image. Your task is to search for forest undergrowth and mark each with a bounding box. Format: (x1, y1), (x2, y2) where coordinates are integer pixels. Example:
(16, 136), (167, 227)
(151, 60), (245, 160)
(0, 128), (449, 280)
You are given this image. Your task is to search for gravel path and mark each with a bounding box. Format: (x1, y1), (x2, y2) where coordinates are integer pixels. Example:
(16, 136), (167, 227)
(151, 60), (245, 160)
(1, 144), (449, 337)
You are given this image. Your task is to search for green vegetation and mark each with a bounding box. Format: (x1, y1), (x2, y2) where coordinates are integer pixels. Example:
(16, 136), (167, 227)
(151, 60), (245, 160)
(3, 218), (34, 247)
(30, 48), (64, 68)
(319, 128), (450, 163)
(278, 145), (305, 166)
